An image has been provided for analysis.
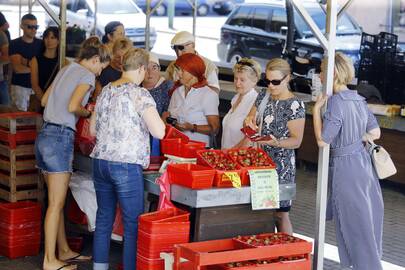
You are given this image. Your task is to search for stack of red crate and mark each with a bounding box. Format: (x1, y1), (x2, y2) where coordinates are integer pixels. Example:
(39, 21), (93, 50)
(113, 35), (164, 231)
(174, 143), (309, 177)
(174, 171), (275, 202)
(0, 201), (41, 258)
(137, 208), (191, 270)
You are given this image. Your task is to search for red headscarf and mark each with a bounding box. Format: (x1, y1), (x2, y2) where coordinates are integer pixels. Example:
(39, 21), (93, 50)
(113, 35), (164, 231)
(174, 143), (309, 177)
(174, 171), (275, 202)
(169, 53), (208, 96)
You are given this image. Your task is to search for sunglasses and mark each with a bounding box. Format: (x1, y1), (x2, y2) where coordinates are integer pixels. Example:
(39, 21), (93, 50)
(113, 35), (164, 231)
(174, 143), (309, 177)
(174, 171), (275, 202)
(25, 24), (39, 30)
(263, 75), (288, 86)
(171, 43), (191, 51)
(237, 60), (257, 74)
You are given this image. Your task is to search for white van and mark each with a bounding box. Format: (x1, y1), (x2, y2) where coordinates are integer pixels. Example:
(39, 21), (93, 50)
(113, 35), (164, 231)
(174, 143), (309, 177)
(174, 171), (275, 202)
(46, 0), (157, 48)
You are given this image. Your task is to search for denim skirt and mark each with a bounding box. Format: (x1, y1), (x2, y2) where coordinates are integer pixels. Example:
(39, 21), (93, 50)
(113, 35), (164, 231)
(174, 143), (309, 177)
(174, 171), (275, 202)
(35, 122), (75, 173)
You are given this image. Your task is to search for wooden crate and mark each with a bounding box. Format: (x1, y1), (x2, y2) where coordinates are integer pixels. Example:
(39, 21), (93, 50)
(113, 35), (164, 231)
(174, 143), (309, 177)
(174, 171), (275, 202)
(0, 112), (42, 133)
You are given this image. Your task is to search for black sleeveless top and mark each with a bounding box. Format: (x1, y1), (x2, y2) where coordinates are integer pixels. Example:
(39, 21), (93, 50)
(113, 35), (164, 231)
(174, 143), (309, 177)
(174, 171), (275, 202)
(37, 54), (58, 90)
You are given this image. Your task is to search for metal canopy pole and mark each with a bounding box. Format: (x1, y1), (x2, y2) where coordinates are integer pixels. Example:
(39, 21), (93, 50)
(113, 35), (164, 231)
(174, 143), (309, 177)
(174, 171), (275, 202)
(337, 0), (354, 19)
(145, 0), (164, 51)
(93, 0), (97, 36)
(185, 0), (197, 36)
(290, 0), (337, 269)
(37, 0), (61, 26)
(59, 0), (67, 69)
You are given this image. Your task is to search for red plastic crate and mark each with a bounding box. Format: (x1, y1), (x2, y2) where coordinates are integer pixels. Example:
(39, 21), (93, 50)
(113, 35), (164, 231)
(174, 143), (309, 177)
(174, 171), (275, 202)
(217, 256), (311, 270)
(167, 164), (215, 189)
(196, 149), (244, 188)
(67, 198), (88, 225)
(0, 240), (40, 259)
(164, 125), (189, 143)
(161, 138), (183, 156)
(0, 201), (41, 224)
(227, 148), (276, 185)
(138, 208), (190, 234)
(137, 253), (165, 270)
(173, 237), (312, 270)
(179, 140), (206, 158)
(0, 233), (41, 247)
(233, 233), (307, 248)
(67, 236), (84, 253)
(138, 229), (189, 252)
(0, 221), (41, 237)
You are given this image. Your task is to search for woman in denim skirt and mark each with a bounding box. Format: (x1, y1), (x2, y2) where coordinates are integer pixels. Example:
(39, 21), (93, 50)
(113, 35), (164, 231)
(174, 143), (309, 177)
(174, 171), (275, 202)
(35, 37), (110, 270)
(89, 48), (165, 270)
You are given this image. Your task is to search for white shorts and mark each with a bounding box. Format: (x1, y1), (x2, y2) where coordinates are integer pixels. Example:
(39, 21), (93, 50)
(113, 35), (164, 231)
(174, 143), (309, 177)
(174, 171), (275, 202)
(11, 85), (33, 111)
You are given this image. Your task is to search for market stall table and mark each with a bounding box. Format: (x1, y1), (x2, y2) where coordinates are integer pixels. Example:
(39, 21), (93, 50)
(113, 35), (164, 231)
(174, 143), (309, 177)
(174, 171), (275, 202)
(73, 154), (296, 241)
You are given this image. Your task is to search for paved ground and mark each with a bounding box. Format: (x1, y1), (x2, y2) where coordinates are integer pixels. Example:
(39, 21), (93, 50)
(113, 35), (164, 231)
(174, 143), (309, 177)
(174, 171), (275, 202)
(0, 167), (404, 270)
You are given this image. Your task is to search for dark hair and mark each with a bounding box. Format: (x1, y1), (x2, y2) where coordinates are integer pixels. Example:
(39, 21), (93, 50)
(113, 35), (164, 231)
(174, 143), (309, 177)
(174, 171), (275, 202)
(41, 26), (60, 55)
(0, 11), (7, 27)
(102, 21), (123, 44)
(78, 36), (111, 63)
(21, 13), (37, 22)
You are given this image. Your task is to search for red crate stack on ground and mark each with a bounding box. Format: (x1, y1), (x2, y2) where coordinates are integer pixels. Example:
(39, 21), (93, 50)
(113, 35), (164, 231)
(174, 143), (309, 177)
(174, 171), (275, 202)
(0, 112), (44, 203)
(0, 201), (42, 259)
(137, 208), (191, 270)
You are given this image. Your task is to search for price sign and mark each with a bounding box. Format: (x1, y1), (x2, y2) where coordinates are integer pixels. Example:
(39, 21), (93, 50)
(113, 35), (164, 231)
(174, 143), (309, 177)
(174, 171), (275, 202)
(249, 169), (279, 210)
(223, 172), (241, 188)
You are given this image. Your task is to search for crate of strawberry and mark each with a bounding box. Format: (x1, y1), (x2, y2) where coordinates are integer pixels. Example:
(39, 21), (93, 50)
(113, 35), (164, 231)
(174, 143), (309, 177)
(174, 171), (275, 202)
(196, 149), (245, 187)
(233, 233), (311, 258)
(227, 148), (276, 185)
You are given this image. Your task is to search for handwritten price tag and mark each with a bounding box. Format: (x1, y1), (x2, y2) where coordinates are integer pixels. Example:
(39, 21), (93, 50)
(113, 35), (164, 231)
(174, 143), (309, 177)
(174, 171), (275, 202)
(249, 169), (280, 210)
(222, 172), (241, 188)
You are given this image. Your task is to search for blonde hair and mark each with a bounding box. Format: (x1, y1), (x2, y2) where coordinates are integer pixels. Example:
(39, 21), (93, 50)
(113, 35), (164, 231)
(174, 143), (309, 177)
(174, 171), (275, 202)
(112, 37), (132, 55)
(322, 52), (355, 88)
(265, 58), (291, 77)
(122, 47), (149, 71)
(233, 58), (261, 83)
(78, 36), (110, 63)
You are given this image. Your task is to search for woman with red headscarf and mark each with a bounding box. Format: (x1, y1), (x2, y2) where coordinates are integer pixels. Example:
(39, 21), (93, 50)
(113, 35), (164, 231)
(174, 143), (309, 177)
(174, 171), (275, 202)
(166, 53), (220, 146)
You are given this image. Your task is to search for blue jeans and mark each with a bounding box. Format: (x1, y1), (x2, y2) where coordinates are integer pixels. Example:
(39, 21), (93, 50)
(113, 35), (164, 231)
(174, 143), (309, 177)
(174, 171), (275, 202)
(0, 80), (10, 105)
(92, 158), (144, 270)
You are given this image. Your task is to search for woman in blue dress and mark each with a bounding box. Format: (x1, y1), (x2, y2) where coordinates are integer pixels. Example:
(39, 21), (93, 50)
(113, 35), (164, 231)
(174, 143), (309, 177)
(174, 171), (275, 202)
(313, 52), (384, 270)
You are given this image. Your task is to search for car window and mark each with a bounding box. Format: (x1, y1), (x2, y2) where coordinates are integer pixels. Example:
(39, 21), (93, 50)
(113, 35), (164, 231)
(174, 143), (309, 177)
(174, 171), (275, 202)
(295, 7), (360, 37)
(97, 0), (139, 14)
(252, 7), (270, 31)
(76, 0), (88, 11)
(228, 6), (252, 27)
(269, 7), (287, 34)
(49, 0), (75, 11)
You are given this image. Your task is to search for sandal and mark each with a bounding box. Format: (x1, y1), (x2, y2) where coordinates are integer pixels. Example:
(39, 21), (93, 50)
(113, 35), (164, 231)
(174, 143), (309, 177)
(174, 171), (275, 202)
(64, 253), (92, 262)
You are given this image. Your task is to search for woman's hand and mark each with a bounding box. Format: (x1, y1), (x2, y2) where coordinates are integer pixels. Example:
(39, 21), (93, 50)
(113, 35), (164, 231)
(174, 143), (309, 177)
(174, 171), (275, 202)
(314, 93), (328, 111)
(176, 122), (193, 132)
(258, 135), (280, 147)
(244, 114), (258, 131)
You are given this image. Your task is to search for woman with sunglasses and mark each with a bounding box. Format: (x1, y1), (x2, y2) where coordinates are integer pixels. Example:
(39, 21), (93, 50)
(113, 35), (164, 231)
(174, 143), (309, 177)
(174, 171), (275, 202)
(221, 58), (261, 149)
(244, 58), (305, 235)
(36, 36), (110, 270)
(313, 52), (383, 270)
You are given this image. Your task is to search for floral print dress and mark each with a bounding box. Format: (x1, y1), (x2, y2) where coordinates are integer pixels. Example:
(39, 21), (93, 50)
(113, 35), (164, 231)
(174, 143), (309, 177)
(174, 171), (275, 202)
(255, 89), (305, 208)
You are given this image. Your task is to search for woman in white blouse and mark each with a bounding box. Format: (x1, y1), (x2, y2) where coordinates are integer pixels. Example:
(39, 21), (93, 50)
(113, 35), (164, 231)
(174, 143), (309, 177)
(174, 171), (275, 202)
(221, 58), (261, 149)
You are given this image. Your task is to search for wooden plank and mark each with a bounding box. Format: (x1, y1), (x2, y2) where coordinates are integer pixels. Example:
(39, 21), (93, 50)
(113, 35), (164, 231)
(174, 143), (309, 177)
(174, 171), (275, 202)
(0, 187), (43, 202)
(0, 159), (37, 172)
(0, 173), (39, 187)
(0, 144), (35, 158)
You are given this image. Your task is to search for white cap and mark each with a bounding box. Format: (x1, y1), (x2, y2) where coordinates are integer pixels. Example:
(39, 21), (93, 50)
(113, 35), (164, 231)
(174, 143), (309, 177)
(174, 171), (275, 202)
(149, 52), (160, 66)
(171, 31), (195, 46)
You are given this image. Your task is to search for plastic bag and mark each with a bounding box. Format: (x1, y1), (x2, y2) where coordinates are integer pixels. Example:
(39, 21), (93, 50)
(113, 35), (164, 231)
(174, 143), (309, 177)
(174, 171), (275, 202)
(75, 103), (96, 156)
(156, 171), (175, 210)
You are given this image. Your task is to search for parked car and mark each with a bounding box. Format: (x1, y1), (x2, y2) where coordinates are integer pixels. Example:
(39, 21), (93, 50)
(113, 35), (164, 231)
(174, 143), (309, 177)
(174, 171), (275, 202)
(46, 0), (157, 48)
(135, 0), (210, 16)
(217, 1), (362, 77)
(212, 0), (244, 16)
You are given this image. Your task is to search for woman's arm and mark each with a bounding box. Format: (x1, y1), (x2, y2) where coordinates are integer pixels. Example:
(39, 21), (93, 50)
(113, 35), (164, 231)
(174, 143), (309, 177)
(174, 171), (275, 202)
(313, 94), (328, 147)
(176, 115), (220, 136)
(0, 43), (8, 63)
(260, 118), (305, 149)
(244, 105), (258, 130)
(363, 127), (381, 142)
(143, 106), (166, 139)
(68, 84), (92, 117)
(30, 57), (43, 100)
(91, 80), (103, 102)
(89, 111), (96, 137)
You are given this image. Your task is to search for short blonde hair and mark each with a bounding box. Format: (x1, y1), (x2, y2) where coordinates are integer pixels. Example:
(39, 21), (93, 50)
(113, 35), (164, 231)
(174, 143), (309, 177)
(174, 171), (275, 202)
(112, 37), (132, 55)
(122, 47), (149, 71)
(78, 36), (110, 63)
(265, 58), (291, 77)
(322, 52), (354, 87)
(233, 58), (261, 83)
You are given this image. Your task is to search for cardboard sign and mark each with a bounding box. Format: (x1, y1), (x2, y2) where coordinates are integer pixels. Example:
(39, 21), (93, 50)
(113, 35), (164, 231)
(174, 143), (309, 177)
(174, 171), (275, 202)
(223, 172), (241, 188)
(249, 169), (279, 210)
